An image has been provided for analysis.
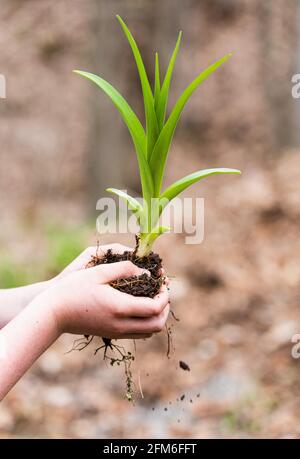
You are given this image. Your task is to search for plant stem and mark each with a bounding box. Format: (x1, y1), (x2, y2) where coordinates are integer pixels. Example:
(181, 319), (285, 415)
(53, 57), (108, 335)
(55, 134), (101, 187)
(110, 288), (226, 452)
(135, 233), (154, 258)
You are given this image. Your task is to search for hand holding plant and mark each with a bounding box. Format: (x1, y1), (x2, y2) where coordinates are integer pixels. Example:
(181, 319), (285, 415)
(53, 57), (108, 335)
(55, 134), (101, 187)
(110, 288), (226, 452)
(48, 260), (169, 339)
(0, 259), (169, 401)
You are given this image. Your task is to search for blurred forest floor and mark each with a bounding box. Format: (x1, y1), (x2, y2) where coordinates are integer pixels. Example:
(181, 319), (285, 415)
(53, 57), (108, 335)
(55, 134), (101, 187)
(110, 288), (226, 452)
(1, 0), (300, 440)
(1, 142), (300, 439)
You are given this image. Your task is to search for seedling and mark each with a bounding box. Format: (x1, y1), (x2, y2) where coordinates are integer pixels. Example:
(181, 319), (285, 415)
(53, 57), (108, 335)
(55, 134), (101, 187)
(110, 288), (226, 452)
(73, 16), (241, 399)
(74, 15), (240, 258)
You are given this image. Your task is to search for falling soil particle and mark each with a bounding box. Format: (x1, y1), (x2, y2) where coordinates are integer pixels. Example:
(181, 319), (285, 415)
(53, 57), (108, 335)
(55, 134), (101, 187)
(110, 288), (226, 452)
(180, 395), (185, 401)
(179, 360), (190, 371)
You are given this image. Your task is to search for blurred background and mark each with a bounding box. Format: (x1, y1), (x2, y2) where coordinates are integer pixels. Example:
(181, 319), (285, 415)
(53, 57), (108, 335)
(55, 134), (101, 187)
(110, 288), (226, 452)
(1, 0), (300, 439)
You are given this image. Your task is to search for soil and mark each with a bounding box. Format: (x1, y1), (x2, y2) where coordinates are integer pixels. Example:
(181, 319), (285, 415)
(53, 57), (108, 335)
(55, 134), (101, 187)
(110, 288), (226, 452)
(86, 247), (164, 298)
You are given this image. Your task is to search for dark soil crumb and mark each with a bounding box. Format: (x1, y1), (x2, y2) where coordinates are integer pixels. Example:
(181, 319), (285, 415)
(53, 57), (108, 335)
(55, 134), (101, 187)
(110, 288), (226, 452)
(179, 360), (190, 371)
(187, 267), (224, 290)
(190, 399), (193, 403)
(180, 395), (185, 401)
(86, 248), (164, 298)
(197, 393), (200, 398)
(152, 407), (155, 411)
(164, 407), (168, 411)
(260, 203), (285, 224)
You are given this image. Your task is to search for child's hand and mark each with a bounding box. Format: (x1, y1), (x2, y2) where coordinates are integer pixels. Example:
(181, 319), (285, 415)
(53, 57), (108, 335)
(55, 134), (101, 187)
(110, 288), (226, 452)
(0, 249), (169, 399)
(0, 244), (134, 330)
(44, 261), (170, 339)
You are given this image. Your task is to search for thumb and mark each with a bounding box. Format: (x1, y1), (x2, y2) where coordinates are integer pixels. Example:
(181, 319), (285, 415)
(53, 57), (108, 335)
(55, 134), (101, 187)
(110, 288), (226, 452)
(90, 260), (150, 284)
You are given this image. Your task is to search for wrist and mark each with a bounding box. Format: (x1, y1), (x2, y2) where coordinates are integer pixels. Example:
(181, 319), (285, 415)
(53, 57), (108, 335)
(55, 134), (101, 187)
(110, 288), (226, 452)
(28, 288), (63, 340)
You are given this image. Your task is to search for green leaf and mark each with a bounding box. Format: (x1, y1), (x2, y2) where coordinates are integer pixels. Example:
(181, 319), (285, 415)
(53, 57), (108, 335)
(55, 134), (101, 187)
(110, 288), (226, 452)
(154, 52), (161, 110)
(106, 188), (145, 226)
(106, 188), (143, 213)
(73, 70), (154, 204)
(156, 31), (182, 131)
(116, 15), (158, 160)
(160, 168), (241, 212)
(149, 53), (233, 195)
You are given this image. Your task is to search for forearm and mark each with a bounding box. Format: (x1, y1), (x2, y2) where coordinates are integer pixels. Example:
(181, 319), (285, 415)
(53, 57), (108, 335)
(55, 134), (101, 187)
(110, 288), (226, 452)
(0, 280), (52, 328)
(0, 295), (59, 400)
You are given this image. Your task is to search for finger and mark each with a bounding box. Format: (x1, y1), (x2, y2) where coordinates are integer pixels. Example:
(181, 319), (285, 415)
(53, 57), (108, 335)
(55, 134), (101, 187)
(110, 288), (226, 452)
(91, 261), (150, 284)
(112, 285), (170, 318)
(122, 303), (170, 334)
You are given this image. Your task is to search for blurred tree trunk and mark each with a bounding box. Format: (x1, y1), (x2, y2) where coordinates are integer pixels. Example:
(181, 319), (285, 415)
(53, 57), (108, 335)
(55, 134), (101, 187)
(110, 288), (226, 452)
(258, 0), (296, 150)
(291, 0), (300, 147)
(85, 1), (131, 215)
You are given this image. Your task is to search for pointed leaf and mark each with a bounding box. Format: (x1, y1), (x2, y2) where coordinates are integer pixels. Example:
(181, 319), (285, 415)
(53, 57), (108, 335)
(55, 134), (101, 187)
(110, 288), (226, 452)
(156, 31), (182, 131)
(154, 52), (161, 110)
(117, 15), (158, 160)
(106, 188), (144, 214)
(74, 70), (154, 203)
(160, 168), (241, 212)
(149, 53), (233, 195)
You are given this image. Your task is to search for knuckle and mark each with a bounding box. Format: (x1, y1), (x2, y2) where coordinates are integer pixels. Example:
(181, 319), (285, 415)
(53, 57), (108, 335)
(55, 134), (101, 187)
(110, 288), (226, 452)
(153, 319), (165, 333)
(151, 303), (162, 316)
(113, 321), (125, 335)
(113, 304), (125, 317)
(123, 260), (135, 271)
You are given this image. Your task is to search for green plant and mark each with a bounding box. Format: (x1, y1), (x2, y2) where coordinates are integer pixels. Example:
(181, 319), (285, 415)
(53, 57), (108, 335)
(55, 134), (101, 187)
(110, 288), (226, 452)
(74, 16), (240, 257)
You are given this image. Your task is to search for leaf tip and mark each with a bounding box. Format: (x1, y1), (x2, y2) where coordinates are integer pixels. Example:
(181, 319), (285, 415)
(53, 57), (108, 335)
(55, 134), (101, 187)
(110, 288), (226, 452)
(116, 14), (125, 27)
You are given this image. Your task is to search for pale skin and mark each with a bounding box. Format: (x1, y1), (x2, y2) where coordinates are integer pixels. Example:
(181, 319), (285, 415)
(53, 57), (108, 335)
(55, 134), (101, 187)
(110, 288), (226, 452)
(0, 244), (170, 401)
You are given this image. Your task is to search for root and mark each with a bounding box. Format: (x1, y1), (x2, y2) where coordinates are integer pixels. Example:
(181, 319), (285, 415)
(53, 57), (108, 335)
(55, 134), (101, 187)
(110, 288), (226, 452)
(65, 335), (94, 353)
(68, 335), (135, 401)
(99, 340), (135, 402)
(170, 309), (180, 322)
(166, 324), (172, 358)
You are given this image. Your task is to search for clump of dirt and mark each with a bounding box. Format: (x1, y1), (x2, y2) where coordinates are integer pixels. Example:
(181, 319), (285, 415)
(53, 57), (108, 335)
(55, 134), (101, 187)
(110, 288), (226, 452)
(86, 248), (164, 298)
(179, 360), (190, 371)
